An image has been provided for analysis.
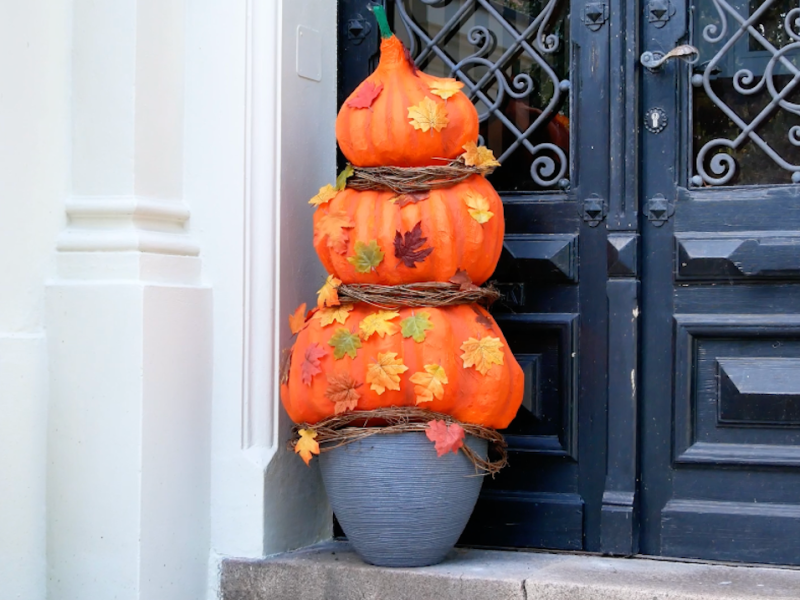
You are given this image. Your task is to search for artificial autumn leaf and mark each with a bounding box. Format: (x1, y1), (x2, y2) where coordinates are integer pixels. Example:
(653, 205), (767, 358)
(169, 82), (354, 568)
(347, 81), (384, 109)
(359, 310), (401, 340)
(335, 164), (355, 191)
(315, 211), (355, 255)
(317, 275), (342, 308)
(461, 336), (505, 375)
(315, 304), (353, 327)
(328, 327), (362, 360)
(390, 191), (430, 208)
(410, 364), (449, 405)
(400, 312), (434, 343)
(463, 190), (494, 224)
(461, 142), (501, 170)
(366, 351), (409, 395)
(426, 420), (465, 457)
(471, 304), (494, 329)
(295, 428), (320, 466)
(300, 343), (326, 386)
(449, 269), (479, 291)
(347, 240), (384, 273)
(279, 346), (293, 385)
(309, 184), (338, 207)
(408, 97), (449, 133)
(325, 372), (362, 415)
(288, 303), (308, 335)
(427, 77), (464, 100)
(394, 222), (434, 269)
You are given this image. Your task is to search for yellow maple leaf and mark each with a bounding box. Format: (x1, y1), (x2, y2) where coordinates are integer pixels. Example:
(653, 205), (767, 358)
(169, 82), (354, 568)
(461, 336), (505, 375)
(427, 77), (464, 100)
(407, 96), (449, 133)
(461, 142), (501, 169)
(409, 364), (448, 405)
(366, 351), (409, 395)
(295, 428), (320, 466)
(315, 211), (355, 255)
(317, 274), (342, 308)
(315, 304), (353, 327)
(463, 190), (494, 224)
(308, 184), (338, 207)
(359, 310), (401, 340)
(288, 303), (307, 335)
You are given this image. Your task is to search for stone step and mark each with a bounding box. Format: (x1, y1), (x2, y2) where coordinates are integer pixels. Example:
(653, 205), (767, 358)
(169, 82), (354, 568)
(221, 540), (800, 600)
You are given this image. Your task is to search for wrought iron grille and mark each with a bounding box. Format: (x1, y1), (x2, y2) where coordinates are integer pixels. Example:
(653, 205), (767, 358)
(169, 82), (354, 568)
(390, 0), (571, 192)
(692, 1), (800, 186)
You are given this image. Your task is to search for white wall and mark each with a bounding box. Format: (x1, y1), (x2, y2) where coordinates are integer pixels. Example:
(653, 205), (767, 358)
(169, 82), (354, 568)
(0, 2), (70, 598)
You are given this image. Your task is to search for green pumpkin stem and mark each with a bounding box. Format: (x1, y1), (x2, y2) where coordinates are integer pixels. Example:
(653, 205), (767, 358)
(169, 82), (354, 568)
(370, 4), (394, 40)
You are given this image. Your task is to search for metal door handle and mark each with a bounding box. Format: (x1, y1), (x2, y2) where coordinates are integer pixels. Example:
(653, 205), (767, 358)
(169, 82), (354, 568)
(640, 44), (699, 72)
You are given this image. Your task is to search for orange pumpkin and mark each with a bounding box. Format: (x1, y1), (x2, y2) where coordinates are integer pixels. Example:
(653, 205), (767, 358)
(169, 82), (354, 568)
(314, 175), (504, 285)
(281, 303), (523, 429)
(335, 8), (479, 167)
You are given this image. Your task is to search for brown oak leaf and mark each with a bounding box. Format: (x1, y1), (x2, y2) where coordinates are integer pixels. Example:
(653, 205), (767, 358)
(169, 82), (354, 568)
(325, 372), (363, 415)
(300, 343), (326, 385)
(425, 420), (465, 456)
(394, 222), (434, 269)
(346, 81), (383, 109)
(449, 268), (479, 291)
(391, 191), (429, 208)
(279, 346), (293, 385)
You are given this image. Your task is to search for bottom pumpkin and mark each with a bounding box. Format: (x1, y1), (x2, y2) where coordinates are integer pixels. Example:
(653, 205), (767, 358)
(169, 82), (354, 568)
(281, 302), (524, 428)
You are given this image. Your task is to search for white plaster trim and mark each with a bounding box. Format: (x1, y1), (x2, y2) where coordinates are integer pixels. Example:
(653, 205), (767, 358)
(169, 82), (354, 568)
(57, 196), (200, 256)
(241, 0), (282, 466)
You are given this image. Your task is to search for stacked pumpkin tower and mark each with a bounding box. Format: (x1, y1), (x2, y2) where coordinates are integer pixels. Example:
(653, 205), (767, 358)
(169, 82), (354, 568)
(281, 6), (523, 463)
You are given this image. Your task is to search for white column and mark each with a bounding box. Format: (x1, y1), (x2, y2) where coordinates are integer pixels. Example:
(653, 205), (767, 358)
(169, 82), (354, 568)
(46, 1), (212, 598)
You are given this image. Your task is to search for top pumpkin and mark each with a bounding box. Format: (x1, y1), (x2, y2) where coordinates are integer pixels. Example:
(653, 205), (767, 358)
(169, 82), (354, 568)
(335, 7), (479, 167)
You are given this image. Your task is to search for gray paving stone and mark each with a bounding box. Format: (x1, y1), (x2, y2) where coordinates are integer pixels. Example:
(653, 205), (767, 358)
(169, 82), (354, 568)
(221, 540), (800, 600)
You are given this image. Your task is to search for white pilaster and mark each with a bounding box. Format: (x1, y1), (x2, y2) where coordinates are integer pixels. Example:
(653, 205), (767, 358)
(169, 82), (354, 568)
(46, 1), (211, 598)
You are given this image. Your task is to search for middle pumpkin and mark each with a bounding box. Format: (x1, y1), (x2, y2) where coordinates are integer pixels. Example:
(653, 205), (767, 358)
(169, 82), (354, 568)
(314, 174), (504, 286)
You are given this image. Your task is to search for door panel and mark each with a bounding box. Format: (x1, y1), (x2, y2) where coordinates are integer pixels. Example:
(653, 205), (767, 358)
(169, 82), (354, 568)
(640, 0), (800, 564)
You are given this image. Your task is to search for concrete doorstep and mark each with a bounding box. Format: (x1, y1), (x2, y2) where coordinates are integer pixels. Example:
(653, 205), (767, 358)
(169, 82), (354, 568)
(221, 540), (800, 600)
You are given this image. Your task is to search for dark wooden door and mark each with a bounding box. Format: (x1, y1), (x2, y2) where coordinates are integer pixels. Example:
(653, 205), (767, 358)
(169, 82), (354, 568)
(337, 0), (800, 564)
(639, 0), (800, 564)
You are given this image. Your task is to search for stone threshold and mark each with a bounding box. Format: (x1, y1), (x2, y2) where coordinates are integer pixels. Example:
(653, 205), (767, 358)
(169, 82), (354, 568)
(221, 540), (800, 600)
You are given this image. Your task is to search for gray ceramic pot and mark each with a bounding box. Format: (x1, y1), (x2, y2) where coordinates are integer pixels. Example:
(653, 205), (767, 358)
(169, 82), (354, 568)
(318, 431), (487, 567)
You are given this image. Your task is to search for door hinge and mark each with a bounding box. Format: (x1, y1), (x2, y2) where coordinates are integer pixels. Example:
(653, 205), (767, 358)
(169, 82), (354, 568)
(647, 0), (676, 28)
(581, 194), (608, 227)
(645, 194), (675, 226)
(582, 3), (609, 31)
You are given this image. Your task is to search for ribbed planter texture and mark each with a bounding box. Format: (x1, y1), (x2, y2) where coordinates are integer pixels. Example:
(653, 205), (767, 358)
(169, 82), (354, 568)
(318, 432), (487, 567)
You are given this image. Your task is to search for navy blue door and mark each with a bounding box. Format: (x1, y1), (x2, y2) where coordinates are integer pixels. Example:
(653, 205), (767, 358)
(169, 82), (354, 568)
(639, 0), (800, 564)
(338, 0), (800, 564)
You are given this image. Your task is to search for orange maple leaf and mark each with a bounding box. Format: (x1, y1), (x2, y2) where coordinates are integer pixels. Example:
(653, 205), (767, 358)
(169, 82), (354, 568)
(425, 420), (465, 456)
(461, 142), (501, 170)
(288, 303), (308, 335)
(325, 372), (362, 415)
(407, 97), (449, 133)
(409, 364), (448, 405)
(317, 275), (341, 308)
(295, 428), (320, 466)
(315, 211), (355, 255)
(461, 336), (504, 375)
(300, 343), (326, 386)
(366, 351), (408, 395)
(315, 304), (353, 327)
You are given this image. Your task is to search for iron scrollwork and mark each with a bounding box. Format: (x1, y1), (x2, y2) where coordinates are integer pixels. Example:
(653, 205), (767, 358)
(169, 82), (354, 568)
(394, 0), (570, 189)
(692, 3), (800, 186)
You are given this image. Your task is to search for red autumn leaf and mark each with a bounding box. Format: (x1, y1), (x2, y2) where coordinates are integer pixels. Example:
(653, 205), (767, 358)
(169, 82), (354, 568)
(301, 343), (327, 385)
(449, 268), (479, 291)
(347, 81), (384, 109)
(426, 420), (466, 457)
(391, 191), (429, 208)
(471, 304), (494, 329)
(394, 221), (434, 269)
